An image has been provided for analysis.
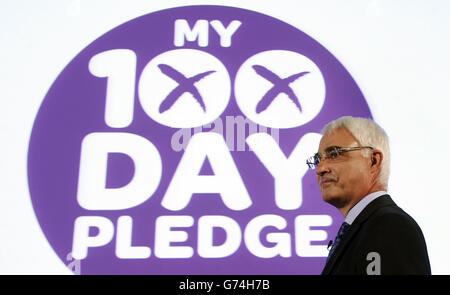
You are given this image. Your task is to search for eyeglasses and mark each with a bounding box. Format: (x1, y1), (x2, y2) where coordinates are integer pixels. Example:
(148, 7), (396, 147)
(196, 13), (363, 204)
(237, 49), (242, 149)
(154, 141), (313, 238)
(306, 146), (374, 169)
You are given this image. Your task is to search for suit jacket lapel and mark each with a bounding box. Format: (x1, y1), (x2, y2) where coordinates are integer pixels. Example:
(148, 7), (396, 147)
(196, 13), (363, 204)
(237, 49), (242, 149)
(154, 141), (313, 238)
(322, 194), (394, 274)
(322, 222), (361, 274)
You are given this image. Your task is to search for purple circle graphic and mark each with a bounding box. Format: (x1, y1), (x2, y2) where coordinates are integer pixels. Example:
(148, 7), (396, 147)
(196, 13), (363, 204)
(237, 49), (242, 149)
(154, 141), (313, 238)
(28, 6), (372, 274)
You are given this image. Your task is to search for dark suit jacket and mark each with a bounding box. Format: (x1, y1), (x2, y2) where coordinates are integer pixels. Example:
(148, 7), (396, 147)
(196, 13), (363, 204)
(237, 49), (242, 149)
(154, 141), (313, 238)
(322, 195), (431, 275)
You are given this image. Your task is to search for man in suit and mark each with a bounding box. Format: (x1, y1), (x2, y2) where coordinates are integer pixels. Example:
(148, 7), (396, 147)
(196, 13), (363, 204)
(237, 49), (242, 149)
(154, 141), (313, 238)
(307, 116), (431, 275)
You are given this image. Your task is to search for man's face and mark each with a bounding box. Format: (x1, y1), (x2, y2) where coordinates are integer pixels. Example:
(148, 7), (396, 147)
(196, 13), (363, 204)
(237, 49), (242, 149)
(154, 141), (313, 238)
(316, 127), (373, 209)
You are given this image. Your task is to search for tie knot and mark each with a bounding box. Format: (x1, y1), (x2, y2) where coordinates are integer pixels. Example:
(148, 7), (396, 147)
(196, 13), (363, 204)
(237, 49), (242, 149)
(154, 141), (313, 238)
(337, 222), (350, 238)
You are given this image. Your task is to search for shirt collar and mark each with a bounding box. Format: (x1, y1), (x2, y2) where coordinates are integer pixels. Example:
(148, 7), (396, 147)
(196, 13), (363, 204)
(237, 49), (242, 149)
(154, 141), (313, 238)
(345, 190), (387, 225)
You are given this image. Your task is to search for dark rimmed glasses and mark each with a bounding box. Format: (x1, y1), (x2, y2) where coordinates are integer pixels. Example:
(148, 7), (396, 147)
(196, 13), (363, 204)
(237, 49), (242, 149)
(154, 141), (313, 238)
(306, 146), (374, 169)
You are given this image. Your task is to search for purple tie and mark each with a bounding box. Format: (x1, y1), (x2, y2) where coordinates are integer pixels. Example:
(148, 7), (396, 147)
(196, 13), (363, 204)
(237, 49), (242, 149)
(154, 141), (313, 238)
(327, 222), (350, 261)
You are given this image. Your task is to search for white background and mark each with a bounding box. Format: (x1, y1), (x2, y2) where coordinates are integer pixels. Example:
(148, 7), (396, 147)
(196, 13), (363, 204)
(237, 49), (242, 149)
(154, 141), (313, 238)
(1, 0), (449, 274)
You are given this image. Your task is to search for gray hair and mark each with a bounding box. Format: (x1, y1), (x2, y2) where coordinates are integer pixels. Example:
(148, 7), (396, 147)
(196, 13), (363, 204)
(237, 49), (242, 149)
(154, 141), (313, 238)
(321, 116), (390, 188)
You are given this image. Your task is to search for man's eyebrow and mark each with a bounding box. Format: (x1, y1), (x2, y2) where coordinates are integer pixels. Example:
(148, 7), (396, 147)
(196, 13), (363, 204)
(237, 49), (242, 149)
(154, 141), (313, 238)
(324, 146), (341, 153)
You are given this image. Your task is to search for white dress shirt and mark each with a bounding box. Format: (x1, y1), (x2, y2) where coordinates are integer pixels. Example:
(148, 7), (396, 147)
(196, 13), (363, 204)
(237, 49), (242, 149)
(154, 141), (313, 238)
(344, 190), (388, 225)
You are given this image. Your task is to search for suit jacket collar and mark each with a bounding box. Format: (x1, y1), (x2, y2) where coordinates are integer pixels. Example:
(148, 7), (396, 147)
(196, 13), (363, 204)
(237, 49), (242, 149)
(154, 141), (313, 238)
(351, 194), (394, 226)
(321, 194), (394, 274)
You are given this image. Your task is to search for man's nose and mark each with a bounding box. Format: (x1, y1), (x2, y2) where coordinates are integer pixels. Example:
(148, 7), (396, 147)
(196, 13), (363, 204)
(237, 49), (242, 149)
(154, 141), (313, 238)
(315, 160), (330, 177)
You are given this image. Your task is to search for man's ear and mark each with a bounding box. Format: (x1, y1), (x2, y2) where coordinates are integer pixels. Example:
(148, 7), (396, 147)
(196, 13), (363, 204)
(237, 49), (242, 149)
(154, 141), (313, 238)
(370, 150), (383, 169)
